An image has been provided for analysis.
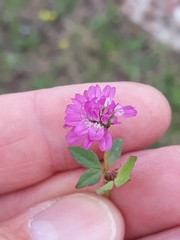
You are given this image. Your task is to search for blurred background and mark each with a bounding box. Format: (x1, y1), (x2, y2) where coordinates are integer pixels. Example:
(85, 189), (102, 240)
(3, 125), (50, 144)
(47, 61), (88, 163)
(0, 0), (179, 147)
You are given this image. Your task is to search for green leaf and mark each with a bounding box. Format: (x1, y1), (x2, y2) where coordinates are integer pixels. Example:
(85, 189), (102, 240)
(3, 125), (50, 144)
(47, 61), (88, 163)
(96, 181), (114, 195)
(76, 169), (102, 189)
(108, 138), (122, 166)
(114, 156), (137, 187)
(69, 146), (101, 169)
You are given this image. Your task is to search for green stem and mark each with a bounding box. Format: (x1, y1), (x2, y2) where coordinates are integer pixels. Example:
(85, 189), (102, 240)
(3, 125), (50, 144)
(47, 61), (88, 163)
(103, 150), (110, 198)
(104, 150), (109, 172)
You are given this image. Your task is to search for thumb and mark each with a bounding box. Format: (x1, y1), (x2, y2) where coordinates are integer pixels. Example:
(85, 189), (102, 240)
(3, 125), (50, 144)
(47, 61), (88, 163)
(0, 193), (125, 240)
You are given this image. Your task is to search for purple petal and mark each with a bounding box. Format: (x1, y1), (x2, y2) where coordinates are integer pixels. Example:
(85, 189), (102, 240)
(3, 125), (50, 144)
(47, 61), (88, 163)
(98, 131), (112, 151)
(102, 85), (111, 97)
(91, 110), (100, 122)
(102, 85), (116, 100)
(120, 106), (137, 118)
(108, 100), (116, 110)
(111, 117), (121, 125)
(89, 126), (104, 140)
(63, 123), (70, 128)
(87, 86), (96, 100)
(108, 87), (116, 100)
(84, 100), (93, 114)
(66, 130), (85, 145)
(101, 114), (109, 125)
(65, 113), (82, 126)
(95, 84), (101, 97)
(82, 136), (93, 149)
(97, 97), (106, 108)
(74, 123), (89, 135)
(83, 89), (88, 99)
(65, 104), (82, 114)
(74, 94), (86, 104)
(84, 99), (100, 121)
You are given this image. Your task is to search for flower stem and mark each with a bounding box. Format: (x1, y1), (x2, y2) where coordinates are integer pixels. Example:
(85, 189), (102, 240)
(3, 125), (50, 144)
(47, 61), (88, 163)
(104, 150), (109, 172)
(103, 150), (110, 198)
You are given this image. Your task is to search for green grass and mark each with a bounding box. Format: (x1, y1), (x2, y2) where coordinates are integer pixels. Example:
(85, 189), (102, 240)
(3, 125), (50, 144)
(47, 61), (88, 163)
(0, 0), (179, 146)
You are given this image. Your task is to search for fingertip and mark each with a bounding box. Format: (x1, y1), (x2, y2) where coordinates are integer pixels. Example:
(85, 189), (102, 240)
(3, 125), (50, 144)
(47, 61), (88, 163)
(30, 194), (125, 240)
(0, 194), (125, 240)
(113, 82), (172, 151)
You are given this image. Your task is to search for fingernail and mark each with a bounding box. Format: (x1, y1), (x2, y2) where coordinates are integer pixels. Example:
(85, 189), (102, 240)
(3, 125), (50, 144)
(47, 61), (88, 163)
(30, 194), (117, 240)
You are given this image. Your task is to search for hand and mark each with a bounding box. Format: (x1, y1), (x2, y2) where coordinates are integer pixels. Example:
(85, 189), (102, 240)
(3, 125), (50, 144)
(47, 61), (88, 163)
(0, 82), (178, 240)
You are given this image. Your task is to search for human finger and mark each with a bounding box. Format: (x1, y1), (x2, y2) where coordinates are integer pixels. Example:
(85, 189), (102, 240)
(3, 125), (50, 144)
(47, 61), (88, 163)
(0, 145), (180, 240)
(138, 226), (180, 240)
(0, 83), (171, 194)
(0, 194), (124, 240)
(112, 145), (180, 239)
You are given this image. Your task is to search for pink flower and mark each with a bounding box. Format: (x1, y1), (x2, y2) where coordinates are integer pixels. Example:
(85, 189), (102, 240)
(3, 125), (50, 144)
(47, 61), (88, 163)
(64, 85), (137, 151)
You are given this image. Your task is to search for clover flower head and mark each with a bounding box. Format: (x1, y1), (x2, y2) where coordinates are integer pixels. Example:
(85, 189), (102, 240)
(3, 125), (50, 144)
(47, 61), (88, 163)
(64, 84), (137, 151)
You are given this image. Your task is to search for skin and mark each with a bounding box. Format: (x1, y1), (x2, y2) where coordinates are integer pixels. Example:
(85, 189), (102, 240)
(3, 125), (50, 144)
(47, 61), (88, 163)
(0, 82), (179, 239)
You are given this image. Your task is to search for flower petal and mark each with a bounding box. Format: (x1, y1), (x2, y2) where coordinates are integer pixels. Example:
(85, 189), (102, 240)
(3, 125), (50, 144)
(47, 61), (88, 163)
(74, 123), (89, 135)
(65, 114), (81, 126)
(102, 85), (116, 100)
(82, 136), (93, 149)
(120, 106), (137, 118)
(95, 84), (101, 98)
(98, 131), (112, 151)
(65, 104), (82, 114)
(89, 126), (104, 140)
(101, 114), (109, 125)
(66, 130), (85, 144)
(73, 93), (86, 104)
